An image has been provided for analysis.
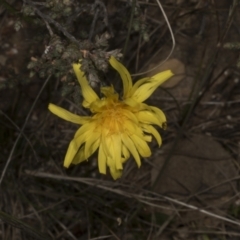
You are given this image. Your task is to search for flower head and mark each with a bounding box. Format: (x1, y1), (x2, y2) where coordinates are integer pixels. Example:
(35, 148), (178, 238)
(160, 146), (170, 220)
(49, 57), (173, 179)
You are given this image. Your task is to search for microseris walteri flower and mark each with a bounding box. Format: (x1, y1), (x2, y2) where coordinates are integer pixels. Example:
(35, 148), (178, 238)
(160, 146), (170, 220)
(48, 57), (173, 179)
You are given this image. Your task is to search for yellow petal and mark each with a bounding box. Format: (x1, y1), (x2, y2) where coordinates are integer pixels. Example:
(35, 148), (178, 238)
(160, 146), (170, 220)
(84, 132), (101, 159)
(63, 139), (80, 168)
(129, 134), (151, 157)
(98, 143), (107, 174)
(124, 99), (156, 114)
(107, 156), (122, 180)
(136, 110), (163, 127)
(101, 132), (112, 157)
(124, 120), (137, 134)
(109, 167), (122, 180)
(100, 85), (116, 98)
(71, 146), (86, 165)
(121, 144), (130, 163)
(141, 124), (162, 146)
(104, 135), (122, 170)
(64, 126), (93, 167)
(109, 56), (132, 98)
(121, 133), (141, 167)
(149, 106), (166, 124)
(107, 156), (114, 169)
(129, 77), (149, 96)
(121, 108), (139, 124)
(90, 99), (108, 113)
(111, 134), (122, 170)
(82, 100), (89, 109)
(143, 135), (152, 142)
(72, 63), (99, 107)
(131, 70), (173, 102)
(48, 103), (91, 125)
(72, 138), (100, 164)
(74, 129), (94, 149)
(124, 120), (145, 139)
(123, 98), (141, 109)
(123, 98), (148, 116)
(74, 122), (96, 138)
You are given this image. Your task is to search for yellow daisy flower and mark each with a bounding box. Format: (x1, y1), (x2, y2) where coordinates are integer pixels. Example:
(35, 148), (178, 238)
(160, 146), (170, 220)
(48, 57), (173, 179)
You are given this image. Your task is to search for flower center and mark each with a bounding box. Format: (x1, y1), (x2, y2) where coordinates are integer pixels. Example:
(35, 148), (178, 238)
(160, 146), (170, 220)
(96, 102), (127, 135)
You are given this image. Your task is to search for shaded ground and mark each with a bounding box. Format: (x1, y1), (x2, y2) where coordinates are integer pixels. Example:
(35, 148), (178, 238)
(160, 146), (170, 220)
(0, 0), (240, 239)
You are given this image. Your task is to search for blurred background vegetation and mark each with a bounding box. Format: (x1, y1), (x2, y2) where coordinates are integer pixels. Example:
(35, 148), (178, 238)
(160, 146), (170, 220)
(0, 0), (240, 239)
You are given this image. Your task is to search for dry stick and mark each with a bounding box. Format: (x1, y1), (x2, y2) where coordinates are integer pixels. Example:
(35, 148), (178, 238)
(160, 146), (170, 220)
(154, 2), (240, 234)
(0, 75), (51, 187)
(43, 18), (54, 37)
(20, 199), (68, 220)
(154, 50), (230, 238)
(146, 210), (154, 240)
(0, 0), (18, 15)
(135, 0), (149, 73)
(0, 210), (50, 240)
(122, 0), (136, 59)
(127, 23), (162, 68)
(97, 217), (121, 240)
(93, 0), (110, 29)
(131, 0), (175, 76)
(175, 230), (240, 237)
(218, 0), (239, 46)
(89, 8), (100, 41)
(0, 110), (38, 163)
(89, 235), (112, 240)
(24, 0), (80, 46)
(51, 214), (78, 240)
(135, 32), (142, 73)
(24, 171), (240, 227)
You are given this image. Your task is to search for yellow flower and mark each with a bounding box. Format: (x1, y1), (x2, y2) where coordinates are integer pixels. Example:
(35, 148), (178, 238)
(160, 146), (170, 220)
(48, 57), (173, 179)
